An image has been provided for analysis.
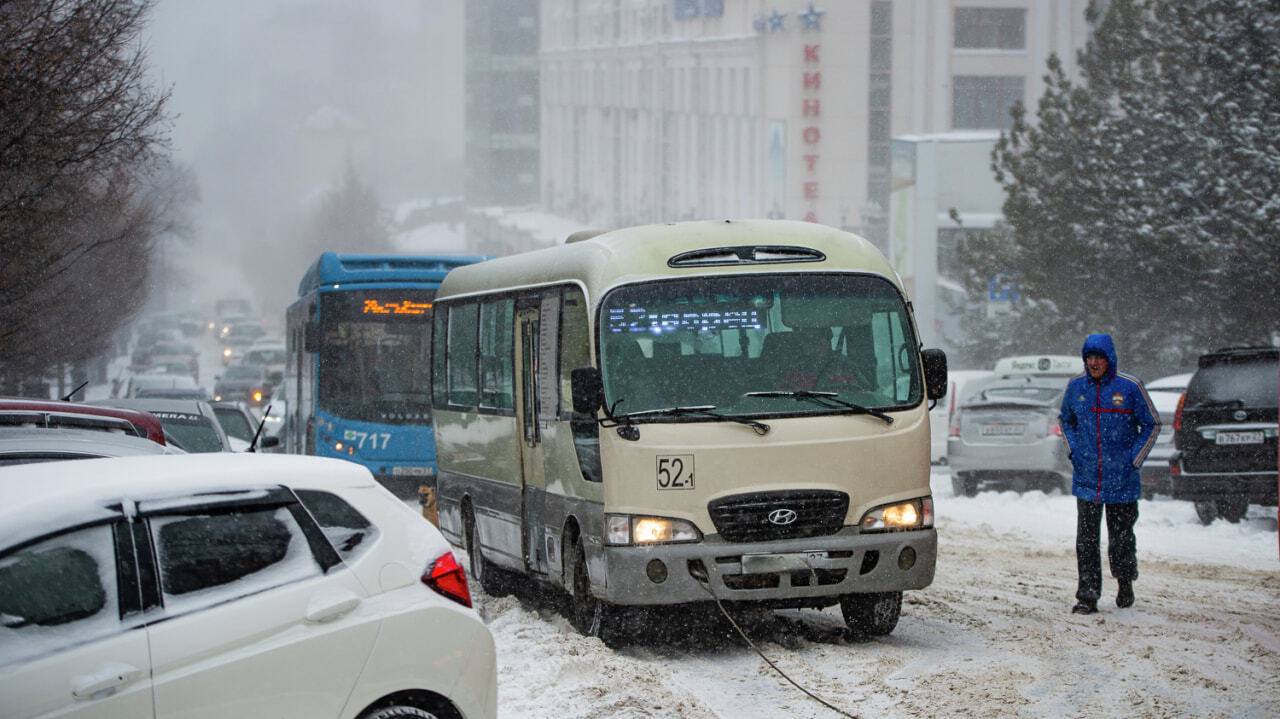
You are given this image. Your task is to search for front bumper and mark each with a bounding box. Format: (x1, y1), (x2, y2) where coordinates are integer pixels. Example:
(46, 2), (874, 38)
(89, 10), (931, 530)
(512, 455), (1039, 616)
(600, 527), (936, 606)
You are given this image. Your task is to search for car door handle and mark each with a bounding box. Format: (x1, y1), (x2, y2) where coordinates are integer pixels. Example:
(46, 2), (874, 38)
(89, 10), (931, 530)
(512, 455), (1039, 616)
(71, 662), (144, 700)
(305, 589), (361, 624)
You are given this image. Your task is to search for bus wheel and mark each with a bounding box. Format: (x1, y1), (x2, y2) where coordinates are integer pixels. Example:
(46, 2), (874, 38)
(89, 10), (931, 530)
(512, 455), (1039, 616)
(840, 591), (901, 637)
(568, 540), (627, 647)
(465, 509), (510, 598)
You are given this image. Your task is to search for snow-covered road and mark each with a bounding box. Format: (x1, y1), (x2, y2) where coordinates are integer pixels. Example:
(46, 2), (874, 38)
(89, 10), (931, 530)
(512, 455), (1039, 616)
(466, 471), (1280, 718)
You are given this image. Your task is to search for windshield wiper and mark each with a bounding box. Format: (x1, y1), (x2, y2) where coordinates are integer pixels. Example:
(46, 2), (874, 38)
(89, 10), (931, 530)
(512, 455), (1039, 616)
(613, 405), (771, 436)
(744, 390), (894, 425)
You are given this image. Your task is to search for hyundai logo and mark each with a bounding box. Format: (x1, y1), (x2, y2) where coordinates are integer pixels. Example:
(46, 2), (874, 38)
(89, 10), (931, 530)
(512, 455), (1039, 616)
(767, 508), (798, 525)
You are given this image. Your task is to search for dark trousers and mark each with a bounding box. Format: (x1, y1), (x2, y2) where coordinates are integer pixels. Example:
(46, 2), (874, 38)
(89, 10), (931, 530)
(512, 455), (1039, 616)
(1075, 498), (1138, 602)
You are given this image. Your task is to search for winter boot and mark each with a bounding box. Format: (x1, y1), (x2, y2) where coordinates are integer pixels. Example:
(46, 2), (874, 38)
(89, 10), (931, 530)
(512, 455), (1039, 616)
(1116, 580), (1134, 608)
(1071, 599), (1097, 615)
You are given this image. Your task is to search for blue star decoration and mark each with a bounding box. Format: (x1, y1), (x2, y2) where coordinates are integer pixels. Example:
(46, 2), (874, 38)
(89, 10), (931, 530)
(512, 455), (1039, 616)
(799, 2), (824, 31)
(768, 9), (786, 32)
(753, 13), (767, 33)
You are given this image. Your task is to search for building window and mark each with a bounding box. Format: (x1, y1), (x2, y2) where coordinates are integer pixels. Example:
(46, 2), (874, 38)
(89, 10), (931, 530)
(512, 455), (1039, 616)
(952, 75), (1024, 130)
(954, 8), (1026, 50)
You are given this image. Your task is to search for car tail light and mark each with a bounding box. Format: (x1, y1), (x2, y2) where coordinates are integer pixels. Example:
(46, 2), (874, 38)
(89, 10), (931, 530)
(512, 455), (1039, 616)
(422, 551), (471, 608)
(1049, 422), (1063, 437)
(948, 412), (961, 438)
(1173, 392), (1186, 431)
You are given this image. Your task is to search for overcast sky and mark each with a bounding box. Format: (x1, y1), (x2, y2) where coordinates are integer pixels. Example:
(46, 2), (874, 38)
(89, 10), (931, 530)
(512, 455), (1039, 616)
(144, 0), (464, 312)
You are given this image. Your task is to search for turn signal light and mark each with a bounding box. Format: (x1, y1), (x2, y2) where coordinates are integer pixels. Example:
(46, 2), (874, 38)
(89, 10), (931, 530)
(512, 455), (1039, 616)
(423, 551), (471, 608)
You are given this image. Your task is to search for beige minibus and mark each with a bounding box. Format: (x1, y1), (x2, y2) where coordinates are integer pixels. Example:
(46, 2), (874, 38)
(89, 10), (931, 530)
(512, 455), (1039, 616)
(431, 219), (947, 642)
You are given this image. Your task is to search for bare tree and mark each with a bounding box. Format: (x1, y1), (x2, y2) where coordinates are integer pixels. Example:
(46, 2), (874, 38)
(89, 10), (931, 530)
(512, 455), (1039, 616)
(0, 0), (173, 387)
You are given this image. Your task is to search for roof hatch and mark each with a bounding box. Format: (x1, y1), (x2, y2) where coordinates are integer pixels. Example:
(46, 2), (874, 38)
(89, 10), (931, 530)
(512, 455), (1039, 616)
(667, 245), (826, 268)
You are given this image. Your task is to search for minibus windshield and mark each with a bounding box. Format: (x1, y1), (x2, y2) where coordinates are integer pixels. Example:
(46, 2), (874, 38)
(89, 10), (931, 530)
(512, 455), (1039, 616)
(599, 273), (921, 418)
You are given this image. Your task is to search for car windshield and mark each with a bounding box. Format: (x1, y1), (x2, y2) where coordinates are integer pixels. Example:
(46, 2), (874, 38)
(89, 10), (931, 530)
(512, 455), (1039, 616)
(1187, 357), (1278, 408)
(599, 274), (920, 418)
(318, 289), (434, 423)
(213, 407), (255, 442)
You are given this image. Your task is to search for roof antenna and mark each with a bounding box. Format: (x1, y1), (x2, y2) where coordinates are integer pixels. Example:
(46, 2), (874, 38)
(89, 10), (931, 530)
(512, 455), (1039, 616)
(247, 404), (272, 453)
(61, 381), (89, 401)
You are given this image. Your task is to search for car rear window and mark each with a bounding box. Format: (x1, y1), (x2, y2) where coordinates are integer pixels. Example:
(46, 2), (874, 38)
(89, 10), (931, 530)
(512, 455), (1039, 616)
(978, 386), (1062, 403)
(1187, 357), (1278, 408)
(213, 408), (255, 442)
(153, 412), (224, 453)
(294, 490), (379, 562)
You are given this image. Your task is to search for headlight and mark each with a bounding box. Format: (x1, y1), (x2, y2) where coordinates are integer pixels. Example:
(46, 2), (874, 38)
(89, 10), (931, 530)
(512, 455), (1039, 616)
(252, 390), (264, 402)
(860, 497), (933, 532)
(222, 348), (232, 357)
(605, 514), (702, 545)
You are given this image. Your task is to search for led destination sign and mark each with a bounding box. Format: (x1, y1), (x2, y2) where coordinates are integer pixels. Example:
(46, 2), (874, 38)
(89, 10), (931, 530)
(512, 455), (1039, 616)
(607, 305), (762, 334)
(362, 299), (433, 316)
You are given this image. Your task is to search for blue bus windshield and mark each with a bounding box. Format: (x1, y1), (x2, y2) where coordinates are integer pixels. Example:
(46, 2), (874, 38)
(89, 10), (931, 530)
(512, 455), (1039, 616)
(318, 288), (435, 424)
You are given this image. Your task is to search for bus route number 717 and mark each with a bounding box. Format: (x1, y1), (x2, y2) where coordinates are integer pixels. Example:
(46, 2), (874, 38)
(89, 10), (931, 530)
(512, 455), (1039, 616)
(656, 455), (694, 490)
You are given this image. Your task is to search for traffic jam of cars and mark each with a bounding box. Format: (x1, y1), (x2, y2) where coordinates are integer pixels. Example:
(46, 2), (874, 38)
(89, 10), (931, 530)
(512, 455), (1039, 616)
(0, 299), (496, 719)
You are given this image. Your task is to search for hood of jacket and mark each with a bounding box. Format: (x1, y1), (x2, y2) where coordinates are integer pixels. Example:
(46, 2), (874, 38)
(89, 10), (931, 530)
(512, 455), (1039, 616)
(1081, 333), (1118, 382)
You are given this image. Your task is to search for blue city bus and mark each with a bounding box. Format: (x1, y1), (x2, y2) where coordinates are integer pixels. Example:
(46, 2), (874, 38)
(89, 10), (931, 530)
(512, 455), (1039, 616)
(284, 252), (485, 496)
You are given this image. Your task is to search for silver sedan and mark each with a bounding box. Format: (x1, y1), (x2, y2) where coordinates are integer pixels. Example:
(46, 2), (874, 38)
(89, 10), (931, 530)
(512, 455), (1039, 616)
(947, 377), (1071, 496)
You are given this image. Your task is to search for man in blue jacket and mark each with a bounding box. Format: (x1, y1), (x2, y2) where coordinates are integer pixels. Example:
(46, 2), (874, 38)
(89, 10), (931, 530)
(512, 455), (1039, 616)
(1058, 333), (1159, 614)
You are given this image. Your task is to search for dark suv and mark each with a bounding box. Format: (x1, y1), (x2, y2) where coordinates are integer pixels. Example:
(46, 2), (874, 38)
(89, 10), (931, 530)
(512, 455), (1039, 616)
(1170, 346), (1278, 524)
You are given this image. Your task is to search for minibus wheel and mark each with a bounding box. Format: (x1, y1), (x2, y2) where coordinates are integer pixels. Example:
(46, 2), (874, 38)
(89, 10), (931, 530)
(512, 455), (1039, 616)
(840, 591), (902, 637)
(465, 507), (511, 598)
(568, 540), (628, 647)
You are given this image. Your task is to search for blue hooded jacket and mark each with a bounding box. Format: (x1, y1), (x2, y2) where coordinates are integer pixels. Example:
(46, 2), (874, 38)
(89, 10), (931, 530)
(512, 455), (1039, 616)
(1058, 333), (1160, 504)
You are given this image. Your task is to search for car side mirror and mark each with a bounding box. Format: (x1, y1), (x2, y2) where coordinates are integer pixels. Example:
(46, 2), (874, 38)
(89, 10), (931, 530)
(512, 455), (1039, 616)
(921, 349), (948, 400)
(570, 367), (604, 415)
(303, 320), (322, 353)
(259, 436), (281, 449)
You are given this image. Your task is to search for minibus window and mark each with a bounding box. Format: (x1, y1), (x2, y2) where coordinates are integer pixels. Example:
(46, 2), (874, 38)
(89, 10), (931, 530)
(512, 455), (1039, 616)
(562, 287), (601, 482)
(478, 299), (515, 410)
(446, 303), (480, 407)
(599, 274), (921, 417)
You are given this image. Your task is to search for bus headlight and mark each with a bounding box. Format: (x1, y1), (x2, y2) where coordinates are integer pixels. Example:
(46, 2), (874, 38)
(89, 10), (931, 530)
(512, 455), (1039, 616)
(605, 514), (702, 545)
(860, 497), (933, 532)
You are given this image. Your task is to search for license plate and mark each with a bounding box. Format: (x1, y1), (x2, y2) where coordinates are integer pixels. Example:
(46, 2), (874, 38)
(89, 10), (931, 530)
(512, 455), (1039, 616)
(1215, 431), (1264, 445)
(741, 551), (828, 574)
(391, 466), (433, 477)
(981, 422), (1026, 436)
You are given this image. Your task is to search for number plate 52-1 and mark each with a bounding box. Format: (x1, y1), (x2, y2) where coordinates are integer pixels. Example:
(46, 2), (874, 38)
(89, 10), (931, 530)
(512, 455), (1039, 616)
(656, 455), (694, 490)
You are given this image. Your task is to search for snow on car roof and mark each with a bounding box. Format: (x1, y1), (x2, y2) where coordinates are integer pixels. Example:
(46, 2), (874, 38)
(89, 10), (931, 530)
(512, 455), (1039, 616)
(1148, 373), (1193, 391)
(0, 454), (377, 550)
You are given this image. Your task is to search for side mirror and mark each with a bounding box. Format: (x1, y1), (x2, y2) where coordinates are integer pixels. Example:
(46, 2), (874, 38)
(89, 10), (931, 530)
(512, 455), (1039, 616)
(303, 320), (322, 353)
(259, 436), (281, 449)
(921, 348), (948, 400)
(570, 367), (604, 415)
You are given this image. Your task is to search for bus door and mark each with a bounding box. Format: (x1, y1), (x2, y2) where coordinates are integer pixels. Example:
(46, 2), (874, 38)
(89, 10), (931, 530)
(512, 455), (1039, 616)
(514, 293), (557, 575)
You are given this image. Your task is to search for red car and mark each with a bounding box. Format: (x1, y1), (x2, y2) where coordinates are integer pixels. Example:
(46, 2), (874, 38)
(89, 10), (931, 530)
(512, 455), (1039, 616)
(0, 398), (168, 446)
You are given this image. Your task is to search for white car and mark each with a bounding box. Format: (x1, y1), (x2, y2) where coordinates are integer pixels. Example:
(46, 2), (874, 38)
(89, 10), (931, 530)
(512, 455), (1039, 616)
(929, 369), (994, 464)
(1140, 372), (1193, 498)
(0, 454), (496, 719)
